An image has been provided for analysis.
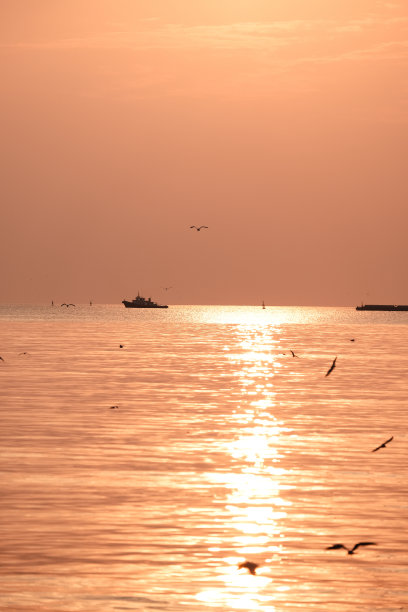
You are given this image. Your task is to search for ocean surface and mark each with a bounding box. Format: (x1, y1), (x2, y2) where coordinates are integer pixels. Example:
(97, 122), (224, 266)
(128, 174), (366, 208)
(0, 304), (407, 612)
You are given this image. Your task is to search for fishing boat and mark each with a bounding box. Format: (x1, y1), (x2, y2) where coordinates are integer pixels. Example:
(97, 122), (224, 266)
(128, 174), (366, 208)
(122, 293), (168, 309)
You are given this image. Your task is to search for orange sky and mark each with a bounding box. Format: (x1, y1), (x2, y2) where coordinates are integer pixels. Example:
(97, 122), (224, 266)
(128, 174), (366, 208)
(1, 0), (407, 305)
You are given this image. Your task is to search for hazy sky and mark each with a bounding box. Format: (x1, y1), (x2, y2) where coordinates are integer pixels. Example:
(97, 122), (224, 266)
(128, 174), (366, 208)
(1, 0), (407, 305)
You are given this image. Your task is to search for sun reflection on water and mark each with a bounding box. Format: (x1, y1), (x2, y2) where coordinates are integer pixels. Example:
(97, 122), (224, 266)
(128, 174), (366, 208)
(196, 323), (293, 609)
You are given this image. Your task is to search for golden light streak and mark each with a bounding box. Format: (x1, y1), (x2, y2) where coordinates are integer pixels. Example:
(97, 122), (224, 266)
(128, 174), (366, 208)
(196, 322), (293, 608)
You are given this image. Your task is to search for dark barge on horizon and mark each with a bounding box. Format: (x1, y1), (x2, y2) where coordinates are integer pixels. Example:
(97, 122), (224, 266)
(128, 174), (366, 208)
(356, 304), (408, 311)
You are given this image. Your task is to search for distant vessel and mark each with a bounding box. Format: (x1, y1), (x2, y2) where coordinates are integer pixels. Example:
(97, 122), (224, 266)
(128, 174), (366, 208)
(122, 293), (168, 309)
(356, 304), (408, 311)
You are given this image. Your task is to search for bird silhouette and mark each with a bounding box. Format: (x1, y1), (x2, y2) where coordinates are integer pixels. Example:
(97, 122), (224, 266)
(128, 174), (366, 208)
(371, 436), (393, 453)
(290, 350), (299, 358)
(326, 542), (377, 555)
(119, 344), (124, 348)
(110, 406), (119, 410)
(162, 286), (173, 291)
(61, 303), (75, 307)
(238, 561), (259, 575)
(350, 339), (355, 342)
(0, 356), (4, 362)
(190, 225), (208, 231)
(325, 357), (337, 377)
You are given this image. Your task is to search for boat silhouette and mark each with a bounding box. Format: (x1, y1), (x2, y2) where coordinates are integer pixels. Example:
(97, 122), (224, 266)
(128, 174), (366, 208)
(356, 304), (408, 311)
(122, 293), (168, 309)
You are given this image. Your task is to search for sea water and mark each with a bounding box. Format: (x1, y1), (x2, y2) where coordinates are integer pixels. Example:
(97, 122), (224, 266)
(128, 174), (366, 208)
(0, 305), (407, 611)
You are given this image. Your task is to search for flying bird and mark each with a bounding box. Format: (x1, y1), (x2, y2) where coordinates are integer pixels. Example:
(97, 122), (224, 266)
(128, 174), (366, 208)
(119, 344), (124, 348)
(326, 542), (377, 555)
(350, 339), (355, 342)
(61, 303), (75, 307)
(371, 436), (393, 453)
(238, 561), (259, 575)
(0, 356), (4, 361)
(110, 406), (119, 410)
(290, 350), (299, 358)
(325, 357), (337, 377)
(190, 225), (208, 231)
(162, 286), (173, 291)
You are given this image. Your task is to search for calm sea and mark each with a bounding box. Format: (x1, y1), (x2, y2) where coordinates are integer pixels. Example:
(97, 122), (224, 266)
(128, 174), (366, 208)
(0, 305), (407, 612)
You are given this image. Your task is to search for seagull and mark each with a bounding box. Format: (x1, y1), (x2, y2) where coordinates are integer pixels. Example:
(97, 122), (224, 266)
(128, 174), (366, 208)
(110, 405), (119, 410)
(350, 339), (355, 342)
(290, 350), (299, 358)
(238, 561), (259, 575)
(61, 303), (75, 307)
(18, 352), (30, 356)
(325, 357), (337, 377)
(371, 436), (393, 453)
(190, 225), (208, 231)
(326, 542), (377, 555)
(162, 286), (173, 291)
(0, 356), (4, 361)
